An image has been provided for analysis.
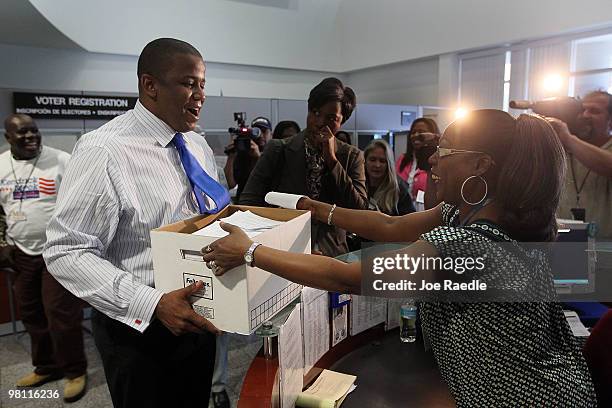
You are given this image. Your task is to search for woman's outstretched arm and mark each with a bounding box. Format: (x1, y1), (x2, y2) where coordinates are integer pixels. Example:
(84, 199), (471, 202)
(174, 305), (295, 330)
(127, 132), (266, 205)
(299, 197), (443, 243)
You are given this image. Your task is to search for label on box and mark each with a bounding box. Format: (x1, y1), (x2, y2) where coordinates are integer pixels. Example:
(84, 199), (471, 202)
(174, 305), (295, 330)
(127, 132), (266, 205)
(193, 304), (215, 319)
(183, 273), (213, 300)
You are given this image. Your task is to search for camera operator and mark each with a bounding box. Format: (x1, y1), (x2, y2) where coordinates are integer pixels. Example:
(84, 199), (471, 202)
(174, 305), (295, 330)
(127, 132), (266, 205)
(547, 91), (612, 239)
(223, 116), (272, 202)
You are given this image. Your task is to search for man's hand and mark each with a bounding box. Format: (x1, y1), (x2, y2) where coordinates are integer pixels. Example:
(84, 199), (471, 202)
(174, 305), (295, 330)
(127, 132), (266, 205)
(201, 223), (253, 276)
(319, 126), (338, 168)
(224, 141), (236, 157)
(155, 281), (220, 336)
(546, 117), (574, 149)
(0, 244), (15, 268)
(248, 140), (261, 159)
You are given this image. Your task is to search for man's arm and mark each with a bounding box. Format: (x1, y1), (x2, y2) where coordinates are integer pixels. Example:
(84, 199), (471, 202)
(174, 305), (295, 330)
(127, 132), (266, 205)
(565, 135), (612, 177)
(43, 145), (164, 333)
(238, 140), (282, 206)
(223, 153), (237, 190)
(324, 147), (368, 209)
(0, 207), (14, 267)
(548, 118), (612, 178)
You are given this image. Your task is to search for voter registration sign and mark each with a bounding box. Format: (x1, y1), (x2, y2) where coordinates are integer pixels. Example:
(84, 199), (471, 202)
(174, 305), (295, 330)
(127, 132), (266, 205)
(13, 92), (137, 120)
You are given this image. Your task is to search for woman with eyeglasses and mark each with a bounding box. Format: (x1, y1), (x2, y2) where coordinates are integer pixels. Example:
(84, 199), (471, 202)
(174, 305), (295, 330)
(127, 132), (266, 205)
(239, 77), (368, 257)
(396, 118), (441, 210)
(205, 109), (595, 406)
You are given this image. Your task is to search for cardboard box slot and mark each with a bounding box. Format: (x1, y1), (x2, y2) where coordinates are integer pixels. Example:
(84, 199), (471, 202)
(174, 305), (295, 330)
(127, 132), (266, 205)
(180, 249), (206, 262)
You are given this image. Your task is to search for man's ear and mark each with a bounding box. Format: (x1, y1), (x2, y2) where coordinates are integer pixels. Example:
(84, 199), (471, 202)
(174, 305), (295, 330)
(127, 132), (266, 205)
(140, 74), (157, 100)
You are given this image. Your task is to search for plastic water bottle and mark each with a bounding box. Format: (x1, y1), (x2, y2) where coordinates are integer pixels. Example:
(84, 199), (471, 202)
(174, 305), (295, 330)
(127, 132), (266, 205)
(400, 301), (417, 343)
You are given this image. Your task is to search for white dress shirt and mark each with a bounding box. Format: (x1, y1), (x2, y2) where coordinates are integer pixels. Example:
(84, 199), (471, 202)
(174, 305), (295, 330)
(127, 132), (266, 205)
(44, 100), (218, 333)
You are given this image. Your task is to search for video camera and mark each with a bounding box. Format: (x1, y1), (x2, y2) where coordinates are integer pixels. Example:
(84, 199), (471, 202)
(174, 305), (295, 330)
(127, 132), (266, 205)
(227, 112), (261, 153)
(509, 97), (584, 135)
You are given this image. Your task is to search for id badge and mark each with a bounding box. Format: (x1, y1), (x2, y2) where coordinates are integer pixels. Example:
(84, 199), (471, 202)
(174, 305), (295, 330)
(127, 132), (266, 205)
(570, 207), (586, 222)
(9, 210), (27, 222)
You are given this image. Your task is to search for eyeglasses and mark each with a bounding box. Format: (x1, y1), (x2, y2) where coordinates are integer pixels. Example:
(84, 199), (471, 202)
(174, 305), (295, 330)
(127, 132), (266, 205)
(314, 111), (343, 124)
(436, 146), (488, 158)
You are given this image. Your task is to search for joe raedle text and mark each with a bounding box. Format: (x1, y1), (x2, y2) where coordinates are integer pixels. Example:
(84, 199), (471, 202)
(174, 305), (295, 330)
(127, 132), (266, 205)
(373, 279), (487, 292)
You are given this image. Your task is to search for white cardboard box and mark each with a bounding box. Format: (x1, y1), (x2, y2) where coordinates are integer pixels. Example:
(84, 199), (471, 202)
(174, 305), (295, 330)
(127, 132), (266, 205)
(151, 205), (310, 334)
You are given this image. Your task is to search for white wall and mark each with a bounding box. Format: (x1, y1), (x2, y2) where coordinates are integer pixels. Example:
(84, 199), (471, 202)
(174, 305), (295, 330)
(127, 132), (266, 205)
(344, 58), (439, 106)
(335, 0), (612, 71)
(0, 43), (339, 100)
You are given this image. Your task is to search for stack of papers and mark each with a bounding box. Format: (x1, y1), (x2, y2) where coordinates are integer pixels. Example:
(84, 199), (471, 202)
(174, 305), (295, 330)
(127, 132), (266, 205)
(296, 370), (357, 408)
(193, 210), (283, 238)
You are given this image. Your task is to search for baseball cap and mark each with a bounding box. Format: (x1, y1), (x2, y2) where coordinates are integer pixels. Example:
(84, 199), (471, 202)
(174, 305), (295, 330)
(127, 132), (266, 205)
(251, 117), (272, 130)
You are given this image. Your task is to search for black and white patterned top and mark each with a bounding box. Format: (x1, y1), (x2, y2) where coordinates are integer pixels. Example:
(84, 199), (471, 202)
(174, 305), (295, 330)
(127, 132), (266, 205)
(419, 203), (596, 407)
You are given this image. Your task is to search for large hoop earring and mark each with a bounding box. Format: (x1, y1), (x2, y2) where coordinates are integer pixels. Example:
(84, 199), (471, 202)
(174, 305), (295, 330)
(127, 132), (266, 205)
(461, 175), (487, 205)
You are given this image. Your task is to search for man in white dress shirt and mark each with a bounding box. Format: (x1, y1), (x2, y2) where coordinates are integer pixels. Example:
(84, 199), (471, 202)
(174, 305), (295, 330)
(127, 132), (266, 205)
(44, 38), (219, 408)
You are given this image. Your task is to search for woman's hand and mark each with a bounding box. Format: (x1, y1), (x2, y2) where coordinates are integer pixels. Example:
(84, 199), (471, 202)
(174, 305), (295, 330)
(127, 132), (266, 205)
(296, 197), (331, 223)
(201, 222), (253, 276)
(296, 196), (316, 212)
(319, 126), (338, 168)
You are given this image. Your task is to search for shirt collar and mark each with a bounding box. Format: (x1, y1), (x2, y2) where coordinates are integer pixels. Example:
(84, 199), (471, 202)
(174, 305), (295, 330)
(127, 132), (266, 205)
(133, 100), (178, 147)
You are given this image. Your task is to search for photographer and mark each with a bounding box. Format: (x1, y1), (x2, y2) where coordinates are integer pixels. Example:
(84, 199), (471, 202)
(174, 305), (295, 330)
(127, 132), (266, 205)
(547, 91), (612, 239)
(223, 116), (272, 202)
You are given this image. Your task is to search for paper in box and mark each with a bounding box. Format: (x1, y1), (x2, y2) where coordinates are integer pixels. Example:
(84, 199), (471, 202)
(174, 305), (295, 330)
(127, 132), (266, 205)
(151, 205), (310, 334)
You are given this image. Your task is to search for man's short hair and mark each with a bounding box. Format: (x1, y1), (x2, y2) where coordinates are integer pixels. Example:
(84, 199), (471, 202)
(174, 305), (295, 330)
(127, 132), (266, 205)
(584, 90), (612, 117)
(4, 113), (31, 132)
(137, 38), (202, 80)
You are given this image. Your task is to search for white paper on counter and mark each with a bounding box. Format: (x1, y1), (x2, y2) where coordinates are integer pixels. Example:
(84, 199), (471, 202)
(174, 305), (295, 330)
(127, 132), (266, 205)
(265, 191), (306, 209)
(331, 305), (348, 347)
(296, 369), (356, 407)
(301, 288), (330, 373)
(279, 303), (304, 408)
(192, 210), (283, 238)
(349, 295), (386, 336)
(564, 310), (590, 337)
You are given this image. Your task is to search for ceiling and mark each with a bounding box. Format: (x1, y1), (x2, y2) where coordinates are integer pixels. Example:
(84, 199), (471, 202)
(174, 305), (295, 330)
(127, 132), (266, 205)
(1, 0), (612, 73)
(0, 0), (81, 50)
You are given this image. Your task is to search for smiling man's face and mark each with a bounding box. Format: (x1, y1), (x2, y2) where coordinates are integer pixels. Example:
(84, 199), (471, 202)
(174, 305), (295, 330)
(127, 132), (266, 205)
(152, 53), (206, 132)
(5, 115), (41, 160)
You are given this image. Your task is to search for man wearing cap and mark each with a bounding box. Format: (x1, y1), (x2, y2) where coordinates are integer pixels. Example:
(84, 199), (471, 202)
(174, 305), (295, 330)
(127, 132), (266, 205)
(223, 116), (272, 202)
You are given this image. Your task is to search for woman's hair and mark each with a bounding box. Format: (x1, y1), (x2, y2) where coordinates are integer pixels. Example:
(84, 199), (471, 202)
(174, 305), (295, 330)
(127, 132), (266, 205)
(399, 118), (440, 172)
(308, 77), (356, 124)
(463, 110), (566, 242)
(272, 120), (301, 139)
(364, 139), (400, 215)
(335, 130), (352, 145)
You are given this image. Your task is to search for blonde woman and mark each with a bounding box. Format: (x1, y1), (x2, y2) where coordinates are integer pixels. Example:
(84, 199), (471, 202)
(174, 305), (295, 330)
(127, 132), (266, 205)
(364, 139), (414, 216)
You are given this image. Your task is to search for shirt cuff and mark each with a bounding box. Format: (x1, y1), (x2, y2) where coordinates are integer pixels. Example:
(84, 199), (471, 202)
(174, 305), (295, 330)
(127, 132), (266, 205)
(123, 285), (164, 333)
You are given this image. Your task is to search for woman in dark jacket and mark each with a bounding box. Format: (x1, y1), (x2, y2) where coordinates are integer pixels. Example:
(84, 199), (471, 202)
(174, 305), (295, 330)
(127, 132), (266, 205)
(239, 78), (367, 257)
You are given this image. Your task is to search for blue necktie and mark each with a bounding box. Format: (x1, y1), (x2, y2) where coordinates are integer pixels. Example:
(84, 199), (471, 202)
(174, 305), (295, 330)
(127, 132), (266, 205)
(172, 133), (230, 214)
